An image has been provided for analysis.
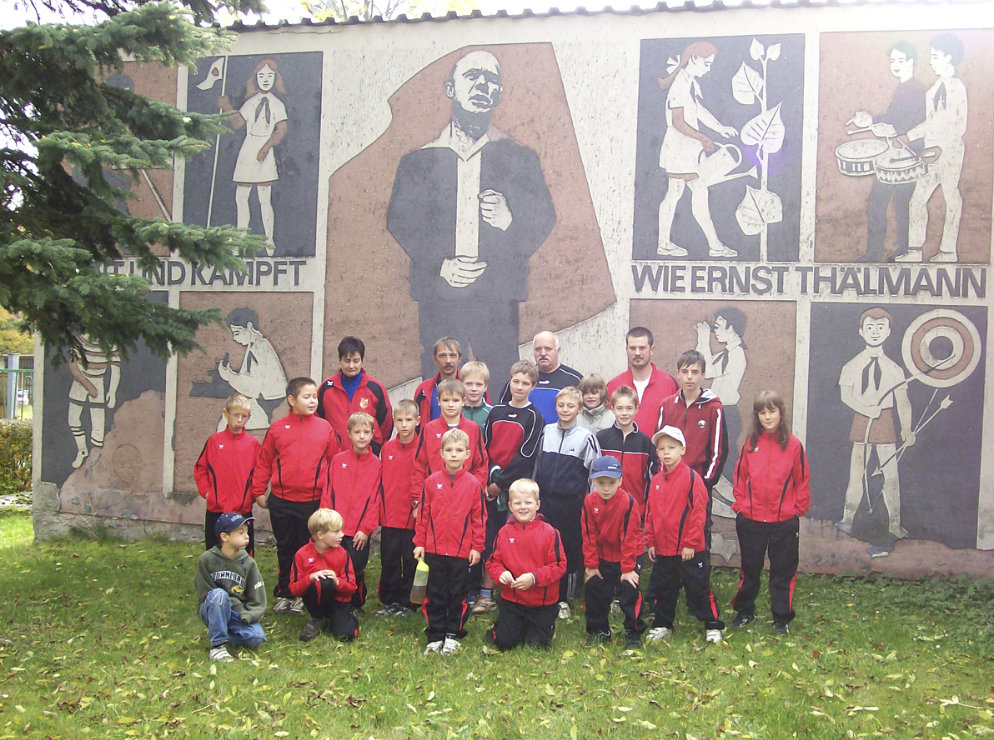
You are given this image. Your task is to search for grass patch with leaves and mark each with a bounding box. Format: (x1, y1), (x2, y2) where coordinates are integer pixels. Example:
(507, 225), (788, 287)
(0, 510), (991, 738)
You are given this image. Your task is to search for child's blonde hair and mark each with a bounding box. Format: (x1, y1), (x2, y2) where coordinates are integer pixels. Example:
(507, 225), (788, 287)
(224, 394), (252, 413)
(555, 386), (583, 405)
(308, 508), (343, 535)
(394, 398), (419, 418)
(610, 385), (639, 407)
(460, 361), (490, 385)
(441, 427), (470, 449)
(509, 360), (539, 384)
(578, 374), (608, 406)
(508, 478), (540, 502)
(347, 411), (375, 432)
(437, 378), (466, 399)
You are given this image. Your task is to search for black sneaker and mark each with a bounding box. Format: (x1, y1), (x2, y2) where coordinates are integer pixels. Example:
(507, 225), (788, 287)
(299, 617), (327, 642)
(375, 603), (399, 617)
(586, 630), (611, 645)
(624, 633), (641, 650)
(773, 621), (789, 635)
(731, 612), (754, 628)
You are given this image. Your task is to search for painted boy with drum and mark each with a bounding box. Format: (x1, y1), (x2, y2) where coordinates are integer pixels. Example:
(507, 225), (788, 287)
(846, 41), (925, 263)
(896, 34), (968, 265)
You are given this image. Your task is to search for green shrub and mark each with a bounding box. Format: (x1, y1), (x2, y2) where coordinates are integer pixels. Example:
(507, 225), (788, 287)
(0, 419), (31, 495)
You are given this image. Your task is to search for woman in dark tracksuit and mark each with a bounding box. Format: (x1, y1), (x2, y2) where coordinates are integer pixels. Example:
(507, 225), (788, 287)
(730, 390), (810, 635)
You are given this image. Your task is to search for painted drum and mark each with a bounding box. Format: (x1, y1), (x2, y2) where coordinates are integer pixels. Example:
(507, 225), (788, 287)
(874, 150), (928, 185)
(835, 139), (888, 176)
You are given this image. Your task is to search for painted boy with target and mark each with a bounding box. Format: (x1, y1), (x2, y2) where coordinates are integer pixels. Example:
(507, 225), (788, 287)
(836, 307), (915, 554)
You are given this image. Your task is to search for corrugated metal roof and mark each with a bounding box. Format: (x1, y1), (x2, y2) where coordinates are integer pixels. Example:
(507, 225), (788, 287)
(227, 0), (979, 29)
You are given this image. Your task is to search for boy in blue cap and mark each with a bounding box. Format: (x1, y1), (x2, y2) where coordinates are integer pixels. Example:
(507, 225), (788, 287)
(581, 456), (647, 649)
(194, 513), (267, 662)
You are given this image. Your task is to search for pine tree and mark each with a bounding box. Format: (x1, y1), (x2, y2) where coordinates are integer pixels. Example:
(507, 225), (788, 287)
(1, 0), (267, 363)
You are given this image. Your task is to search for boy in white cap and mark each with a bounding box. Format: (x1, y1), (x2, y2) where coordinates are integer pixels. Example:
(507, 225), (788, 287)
(644, 426), (724, 644)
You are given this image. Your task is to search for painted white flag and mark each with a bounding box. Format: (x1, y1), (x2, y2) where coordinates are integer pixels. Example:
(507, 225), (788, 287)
(195, 58), (225, 91)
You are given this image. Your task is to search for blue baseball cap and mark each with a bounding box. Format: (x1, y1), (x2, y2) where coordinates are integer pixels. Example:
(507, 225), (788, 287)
(215, 513), (253, 537)
(590, 456), (623, 479)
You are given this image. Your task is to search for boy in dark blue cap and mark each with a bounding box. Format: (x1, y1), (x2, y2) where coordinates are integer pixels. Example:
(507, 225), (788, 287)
(194, 513), (267, 662)
(581, 456), (647, 649)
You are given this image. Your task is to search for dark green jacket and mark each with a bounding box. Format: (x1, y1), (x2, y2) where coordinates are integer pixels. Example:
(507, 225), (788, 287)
(194, 547), (267, 624)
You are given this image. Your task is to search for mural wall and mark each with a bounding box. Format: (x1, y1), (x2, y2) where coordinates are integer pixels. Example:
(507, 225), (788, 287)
(33, 4), (994, 577)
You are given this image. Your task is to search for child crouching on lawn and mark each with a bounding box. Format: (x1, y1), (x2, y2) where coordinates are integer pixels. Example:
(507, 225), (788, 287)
(289, 508), (359, 642)
(581, 456), (647, 649)
(484, 478), (566, 650)
(194, 513), (267, 662)
(644, 426), (725, 644)
(413, 428), (486, 656)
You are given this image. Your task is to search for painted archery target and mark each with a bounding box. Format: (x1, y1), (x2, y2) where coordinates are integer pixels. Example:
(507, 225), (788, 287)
(902, 309), (981, 388)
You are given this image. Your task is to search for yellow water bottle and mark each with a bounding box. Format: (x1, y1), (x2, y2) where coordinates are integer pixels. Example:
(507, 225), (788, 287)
(410, 558), (429, 604)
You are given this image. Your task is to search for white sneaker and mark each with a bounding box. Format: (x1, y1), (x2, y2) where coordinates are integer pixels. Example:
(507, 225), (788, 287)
(706, 629), (723, 643)
(289, 597), (305, 615)
(424, 640), (444, 655)
(441, 637), (461, 655)
(895, 249), (923, 263)
(930, 252), (957, 263)
(557, 602), (571, 620)
(646, 627), (672, 642)
(209, 645), (234, 662)
(272, 597), (292, 614)
(657, 242), (689, 257)
(708, 244), (737, 258)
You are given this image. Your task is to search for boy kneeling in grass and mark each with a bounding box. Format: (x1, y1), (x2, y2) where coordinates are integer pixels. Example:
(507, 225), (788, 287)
(484, 478), (566, 650)
(194, 513), (267, 662)
(289, 508), (359, 642)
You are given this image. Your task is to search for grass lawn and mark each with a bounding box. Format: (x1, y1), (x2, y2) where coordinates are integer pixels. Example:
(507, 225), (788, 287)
(0, 510), (992, 738)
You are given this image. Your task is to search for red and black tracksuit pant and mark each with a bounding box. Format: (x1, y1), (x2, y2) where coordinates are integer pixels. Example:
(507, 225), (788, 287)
(732, 514), (799, 624)
(302, 577), (359, 641)
(486, 599), (558, 650)
(422, 553), (471, 642)
(269, 496), (318, 598)
(648, 552), (724, 631)
(377, 526), (416, 607)
(342, 535), (370, 610)
(584, 560), (647, 638)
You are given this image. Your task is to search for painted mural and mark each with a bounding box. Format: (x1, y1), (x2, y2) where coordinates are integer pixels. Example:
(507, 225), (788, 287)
(41, 294), (168, 516)
(807, 303), (985, 554)
(30, 9), (994, 577)
(633, 35), (805, 262)
(183, 52), (323, 258)
(323, 43), (615, 389)
(816, 30), (994, 264)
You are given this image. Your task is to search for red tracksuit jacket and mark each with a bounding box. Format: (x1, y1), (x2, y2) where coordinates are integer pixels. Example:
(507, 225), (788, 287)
(732, 432), (811, 523)
(595, 424), (655, 522)
(644, 461), (708, 557)
(413, 469), (486, 559)
(249, 413), (340, 503)
(194, 427), (260, 514)
(410, 417), (489, 499)
(581, 489), (645, 573)
(657, 389), (728, 489)
(289, 540), (358, 601)
(607, 364), (679, 434)
(486, 514), (566, 608)
(316, 370), (393, 450)
(379, 437), (418, 530)
(322, 448), (381, 538)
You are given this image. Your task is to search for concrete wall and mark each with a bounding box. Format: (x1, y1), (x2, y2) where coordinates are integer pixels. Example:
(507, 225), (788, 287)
(33, 3), (994, 577)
